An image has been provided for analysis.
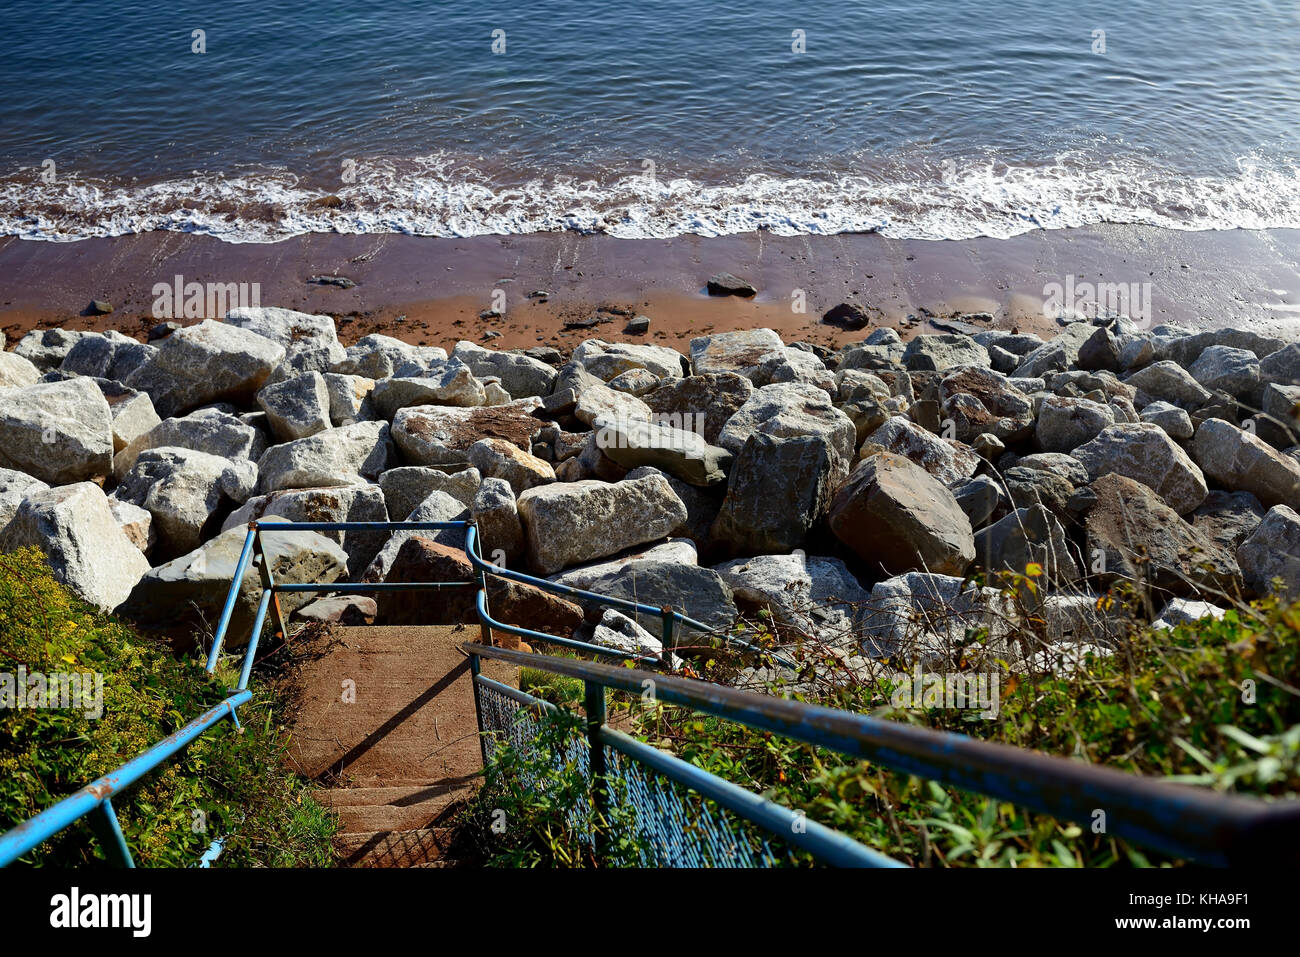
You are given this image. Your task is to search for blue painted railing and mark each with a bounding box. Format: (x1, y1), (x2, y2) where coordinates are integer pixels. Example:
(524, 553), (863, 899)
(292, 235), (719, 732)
(2, 518), (1297, 867)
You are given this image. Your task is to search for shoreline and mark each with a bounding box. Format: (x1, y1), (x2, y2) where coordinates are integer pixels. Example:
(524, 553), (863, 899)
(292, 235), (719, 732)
(3, 224), (1300, 352)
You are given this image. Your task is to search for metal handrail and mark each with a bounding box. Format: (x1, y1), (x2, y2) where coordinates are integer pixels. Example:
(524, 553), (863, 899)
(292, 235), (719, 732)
(465, 642), (1300, 867)
(0, 516), (781, 865)
(7, 515), (1295, 868)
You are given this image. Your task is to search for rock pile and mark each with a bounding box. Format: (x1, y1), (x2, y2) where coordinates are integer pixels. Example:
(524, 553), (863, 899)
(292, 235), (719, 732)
(2, 308), (1297, 674)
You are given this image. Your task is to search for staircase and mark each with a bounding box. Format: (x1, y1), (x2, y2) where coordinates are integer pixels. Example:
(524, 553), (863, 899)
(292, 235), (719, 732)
(285, 623), (517, 867)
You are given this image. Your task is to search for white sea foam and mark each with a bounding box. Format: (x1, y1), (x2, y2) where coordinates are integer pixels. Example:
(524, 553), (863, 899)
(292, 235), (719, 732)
(2, 151), (1299, 244)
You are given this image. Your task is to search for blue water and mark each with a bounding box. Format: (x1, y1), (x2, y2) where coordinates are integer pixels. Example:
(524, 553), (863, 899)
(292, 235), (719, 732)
(2, 0), (1298, 241)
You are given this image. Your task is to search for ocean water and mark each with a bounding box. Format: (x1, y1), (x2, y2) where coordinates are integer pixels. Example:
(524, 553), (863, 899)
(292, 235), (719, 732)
(1, 0), (1298, 242)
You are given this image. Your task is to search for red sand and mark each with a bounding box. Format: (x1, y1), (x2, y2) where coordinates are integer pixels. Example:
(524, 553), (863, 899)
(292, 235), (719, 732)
(3, 225), (1299, 352)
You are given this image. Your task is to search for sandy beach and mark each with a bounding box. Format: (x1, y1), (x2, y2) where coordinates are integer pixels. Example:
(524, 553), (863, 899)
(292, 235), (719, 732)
(4, 225), (1300, 353)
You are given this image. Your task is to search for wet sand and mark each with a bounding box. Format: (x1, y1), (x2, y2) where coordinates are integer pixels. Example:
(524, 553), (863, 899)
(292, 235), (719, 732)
(2, 225), (1299, 353)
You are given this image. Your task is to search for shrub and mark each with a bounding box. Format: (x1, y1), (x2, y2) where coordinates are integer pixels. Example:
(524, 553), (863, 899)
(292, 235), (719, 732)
(0, 547), (337, 867)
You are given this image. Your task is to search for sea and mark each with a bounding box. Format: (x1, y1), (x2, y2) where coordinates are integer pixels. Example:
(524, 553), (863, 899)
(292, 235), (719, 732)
(2, 0), (1298, 243)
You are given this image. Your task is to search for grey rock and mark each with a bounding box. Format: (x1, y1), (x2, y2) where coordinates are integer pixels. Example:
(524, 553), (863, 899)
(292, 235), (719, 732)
(715, 553), (872, 649)
(644, 372), (754, 445)
(717, 382), (857, 483)
(1035, 395), (1116, 452)
(689, 328), (786, 377)
(517, 474), (688, 575)
(1139, 400), (1195, 440)
(902, 334), (990, 372)
(257, 371), (332, 441)
(222, 483), (389, 577)
(113, 407), (266, 480)
(114, 447), (257, 556)
(0, 482), (149, 610)
(1237, 505), (1300, 599)
(256, 420), (394, 494)
(593, 414), (731, 486)
(125, 320), (285, 418)
(472, 477), (525, 565)
(1072, 422), (1208, 514)
(1188, 345), (1260, 397)
(710, 433), (836, 555)
(119, 517), (348, 646)
(829, 451), (975, 577)
(0, 377), (113, 484)
(379, 465), (481, 520)
(1191, 417), (1300, 508)
(861, 416), (980, 485)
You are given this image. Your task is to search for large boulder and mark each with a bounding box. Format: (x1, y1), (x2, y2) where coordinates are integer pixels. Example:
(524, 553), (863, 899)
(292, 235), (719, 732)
(902, 334), (990, 372)
(828, 452), (975, 576)
(377, 536), (583, 637)
(593, 414), (731, 486)
(1188, 345), (1260, 397)
(1123, 360), (1212, 408)
(221, 484), (390, 577)
(471, 477), (525, 566)
(0, 351), (42, 391)
(860, 416), (980, 485)
(689, 328), (785, 377)
(256, 371), (332, 441)
(224, 306), (340, 352)
(370, 362), (486, 419)
(391, 403), (542, 469)
(563, 559), (737, 634)
(546, 539), (699, 590)
(1191, 490), (1267, 557)
(1237, 505), (1300, 600)
(322, 373), (377, 426)
(0, 377), (113, 484)
(333, 334), (447, 379)
(467, 437), (555, 496)
(256, 420), (394, 494)
(0, 483), (150, 611)
(517, 474), (687, 575)
(60, 331), (157, 383)
(1085, 474), (1238, 596)
(114, 447), (257, 556)
(643, 372), (754, 445)
(451, 341), (558, 398)
(113, 407), (266, 480)
(714, 553), (871, 649)
(0, 467), (49, 528)
(572, 340), (686, 381)
(717, 382), (857, 483)
(710, 433), (836, 555)
(973, 504), (1081, 586)
(937, 367), (1034, 443)
(1035, 396), (1116, 452)
(1191, 418), (1300, 508)
(13, 329), (91, 371)
(862, 572), (1012, 659)
(119, 518), (348, 647)
(1071, 422), (1208, 514)
(125, 320), (285, 417)
(378, 465), (480, 520)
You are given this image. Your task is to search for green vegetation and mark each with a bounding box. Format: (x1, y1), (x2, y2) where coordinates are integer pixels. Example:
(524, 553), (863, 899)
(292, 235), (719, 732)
(0, 547), (337, 867)
(467, 582), (1300, 867)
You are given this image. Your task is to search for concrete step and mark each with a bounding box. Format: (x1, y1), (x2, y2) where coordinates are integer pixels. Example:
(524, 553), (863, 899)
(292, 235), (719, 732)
(334, 827), (452, 868)
(313, 784), (468, 833)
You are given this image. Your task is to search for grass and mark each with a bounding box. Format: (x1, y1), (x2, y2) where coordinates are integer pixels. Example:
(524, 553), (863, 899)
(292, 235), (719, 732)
(464, 574), (1300, 867)
(0, 546), (338, 867)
